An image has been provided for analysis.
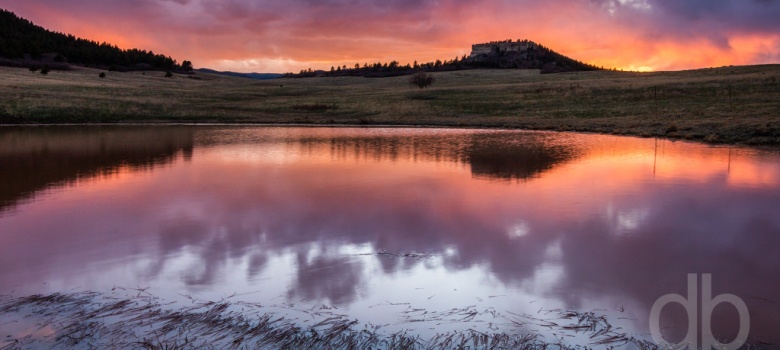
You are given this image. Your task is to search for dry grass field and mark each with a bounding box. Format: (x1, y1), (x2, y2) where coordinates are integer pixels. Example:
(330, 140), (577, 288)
(1, 64), (779, 145)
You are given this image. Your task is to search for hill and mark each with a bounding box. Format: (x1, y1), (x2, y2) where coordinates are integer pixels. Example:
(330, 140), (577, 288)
(466, 40), (599, 73)
(0, 8), (185, 71)
(196, 68), (283, 80)
(286, 39), (599, 78)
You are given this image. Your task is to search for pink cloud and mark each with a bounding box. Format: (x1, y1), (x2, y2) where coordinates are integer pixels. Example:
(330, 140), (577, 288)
(3, 0), (780, 72)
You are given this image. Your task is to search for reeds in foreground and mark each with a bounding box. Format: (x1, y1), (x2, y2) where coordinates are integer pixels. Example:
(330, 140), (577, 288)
(0, 290), (658, 349)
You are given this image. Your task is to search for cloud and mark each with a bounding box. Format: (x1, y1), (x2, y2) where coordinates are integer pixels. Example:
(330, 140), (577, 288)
(3, 0), (780, 71)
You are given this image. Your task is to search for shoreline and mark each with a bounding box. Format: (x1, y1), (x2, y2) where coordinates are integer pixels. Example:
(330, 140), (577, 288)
(3, 121), (779, 151)
(2, 64), (779, 149)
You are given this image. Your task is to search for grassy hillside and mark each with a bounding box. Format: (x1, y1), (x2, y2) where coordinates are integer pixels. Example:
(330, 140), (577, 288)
(1, 65), (779, 146)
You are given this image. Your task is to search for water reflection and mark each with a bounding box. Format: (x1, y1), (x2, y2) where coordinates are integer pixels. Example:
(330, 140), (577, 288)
(1, 126), (779, 346)
(0, 126), (194, 211)
(466, 133), (578, 181)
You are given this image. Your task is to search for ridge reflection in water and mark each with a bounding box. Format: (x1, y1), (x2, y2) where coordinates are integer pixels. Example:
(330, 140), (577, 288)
(1, 126), (779, 345)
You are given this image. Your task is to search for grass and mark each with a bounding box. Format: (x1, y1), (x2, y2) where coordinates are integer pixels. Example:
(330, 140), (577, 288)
(0, 290), (657, 349)
(1, 64), (779, 146)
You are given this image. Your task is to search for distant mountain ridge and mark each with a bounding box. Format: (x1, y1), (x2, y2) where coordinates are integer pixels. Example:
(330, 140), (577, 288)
(0, 9), (185, 71)
(196, 68), (283, 80)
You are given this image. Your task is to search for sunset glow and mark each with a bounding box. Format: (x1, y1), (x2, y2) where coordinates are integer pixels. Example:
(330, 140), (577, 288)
(3, 0), (780, 73)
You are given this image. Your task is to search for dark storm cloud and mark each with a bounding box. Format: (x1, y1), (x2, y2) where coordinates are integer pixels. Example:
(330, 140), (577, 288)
(607, 0), (780, 34)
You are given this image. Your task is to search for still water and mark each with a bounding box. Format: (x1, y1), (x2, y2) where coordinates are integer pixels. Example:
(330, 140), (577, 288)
(1, 126), (779, 348)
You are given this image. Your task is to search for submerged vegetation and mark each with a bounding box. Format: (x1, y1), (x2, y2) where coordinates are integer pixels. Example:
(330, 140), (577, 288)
(0, 289), (656, 349)
(1, 64), (779, 147)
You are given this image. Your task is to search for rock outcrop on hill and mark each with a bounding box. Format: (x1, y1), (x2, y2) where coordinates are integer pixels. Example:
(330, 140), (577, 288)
(466, 40), (599, 73)
(287, 39), (600, 77)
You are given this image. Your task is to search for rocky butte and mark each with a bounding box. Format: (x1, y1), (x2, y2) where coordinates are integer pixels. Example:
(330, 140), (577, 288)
(468, 40), (539, 59)
(465, 39), (599, 73)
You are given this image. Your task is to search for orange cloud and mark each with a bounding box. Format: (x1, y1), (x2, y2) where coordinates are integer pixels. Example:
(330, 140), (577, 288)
(4, 0), (780, 72)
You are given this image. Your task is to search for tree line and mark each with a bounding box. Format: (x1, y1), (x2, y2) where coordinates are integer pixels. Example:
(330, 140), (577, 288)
(285, 39), (601, 78)
(286, 55), (473, 78)
(0, 9), (189, 71)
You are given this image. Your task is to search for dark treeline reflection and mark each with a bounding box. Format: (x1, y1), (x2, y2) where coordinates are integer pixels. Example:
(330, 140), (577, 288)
(0, 126), (194, 211)
(0, 126), (577, 211)
(281, 129), (579, 180)
(466, 134), (576, 180)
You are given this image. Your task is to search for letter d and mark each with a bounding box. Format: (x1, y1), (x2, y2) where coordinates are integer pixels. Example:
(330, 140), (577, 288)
(650, 274), (698, 349)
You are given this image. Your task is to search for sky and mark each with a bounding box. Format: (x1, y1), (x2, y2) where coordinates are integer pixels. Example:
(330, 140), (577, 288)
(3, 0), (780, 73)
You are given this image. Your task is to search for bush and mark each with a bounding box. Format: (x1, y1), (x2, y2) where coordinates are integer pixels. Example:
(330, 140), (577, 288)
(28, 66), (38, 73)
(165, 71), (173, 78)
(292, 103), (337, 111)
(99, 72), (106, 78)
(40, 65), (50, 75)
(409, 71), (435, 89)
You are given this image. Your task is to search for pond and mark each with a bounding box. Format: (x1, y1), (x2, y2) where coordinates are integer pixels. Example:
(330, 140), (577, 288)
(1, 126), (779, 349)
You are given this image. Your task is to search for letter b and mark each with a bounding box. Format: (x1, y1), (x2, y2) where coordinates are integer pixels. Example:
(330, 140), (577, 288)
(701, 274), (750, 350)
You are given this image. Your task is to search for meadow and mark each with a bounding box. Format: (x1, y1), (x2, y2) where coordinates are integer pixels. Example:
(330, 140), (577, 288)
(1, 64), (779, 146)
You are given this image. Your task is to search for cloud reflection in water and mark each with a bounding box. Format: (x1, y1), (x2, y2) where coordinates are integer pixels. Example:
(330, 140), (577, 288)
(1, 126), (779, 344)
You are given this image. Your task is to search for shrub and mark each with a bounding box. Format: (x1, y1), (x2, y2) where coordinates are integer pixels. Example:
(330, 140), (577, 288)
(704, 134), (721, 143)
(99, 72), (106, 78)
(165, 71), (173, 78)
(409, 71), (435, 89)
(292, 103), (337, 111)
(28, 66), (38, 73)
(40, 65), (50, 75)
